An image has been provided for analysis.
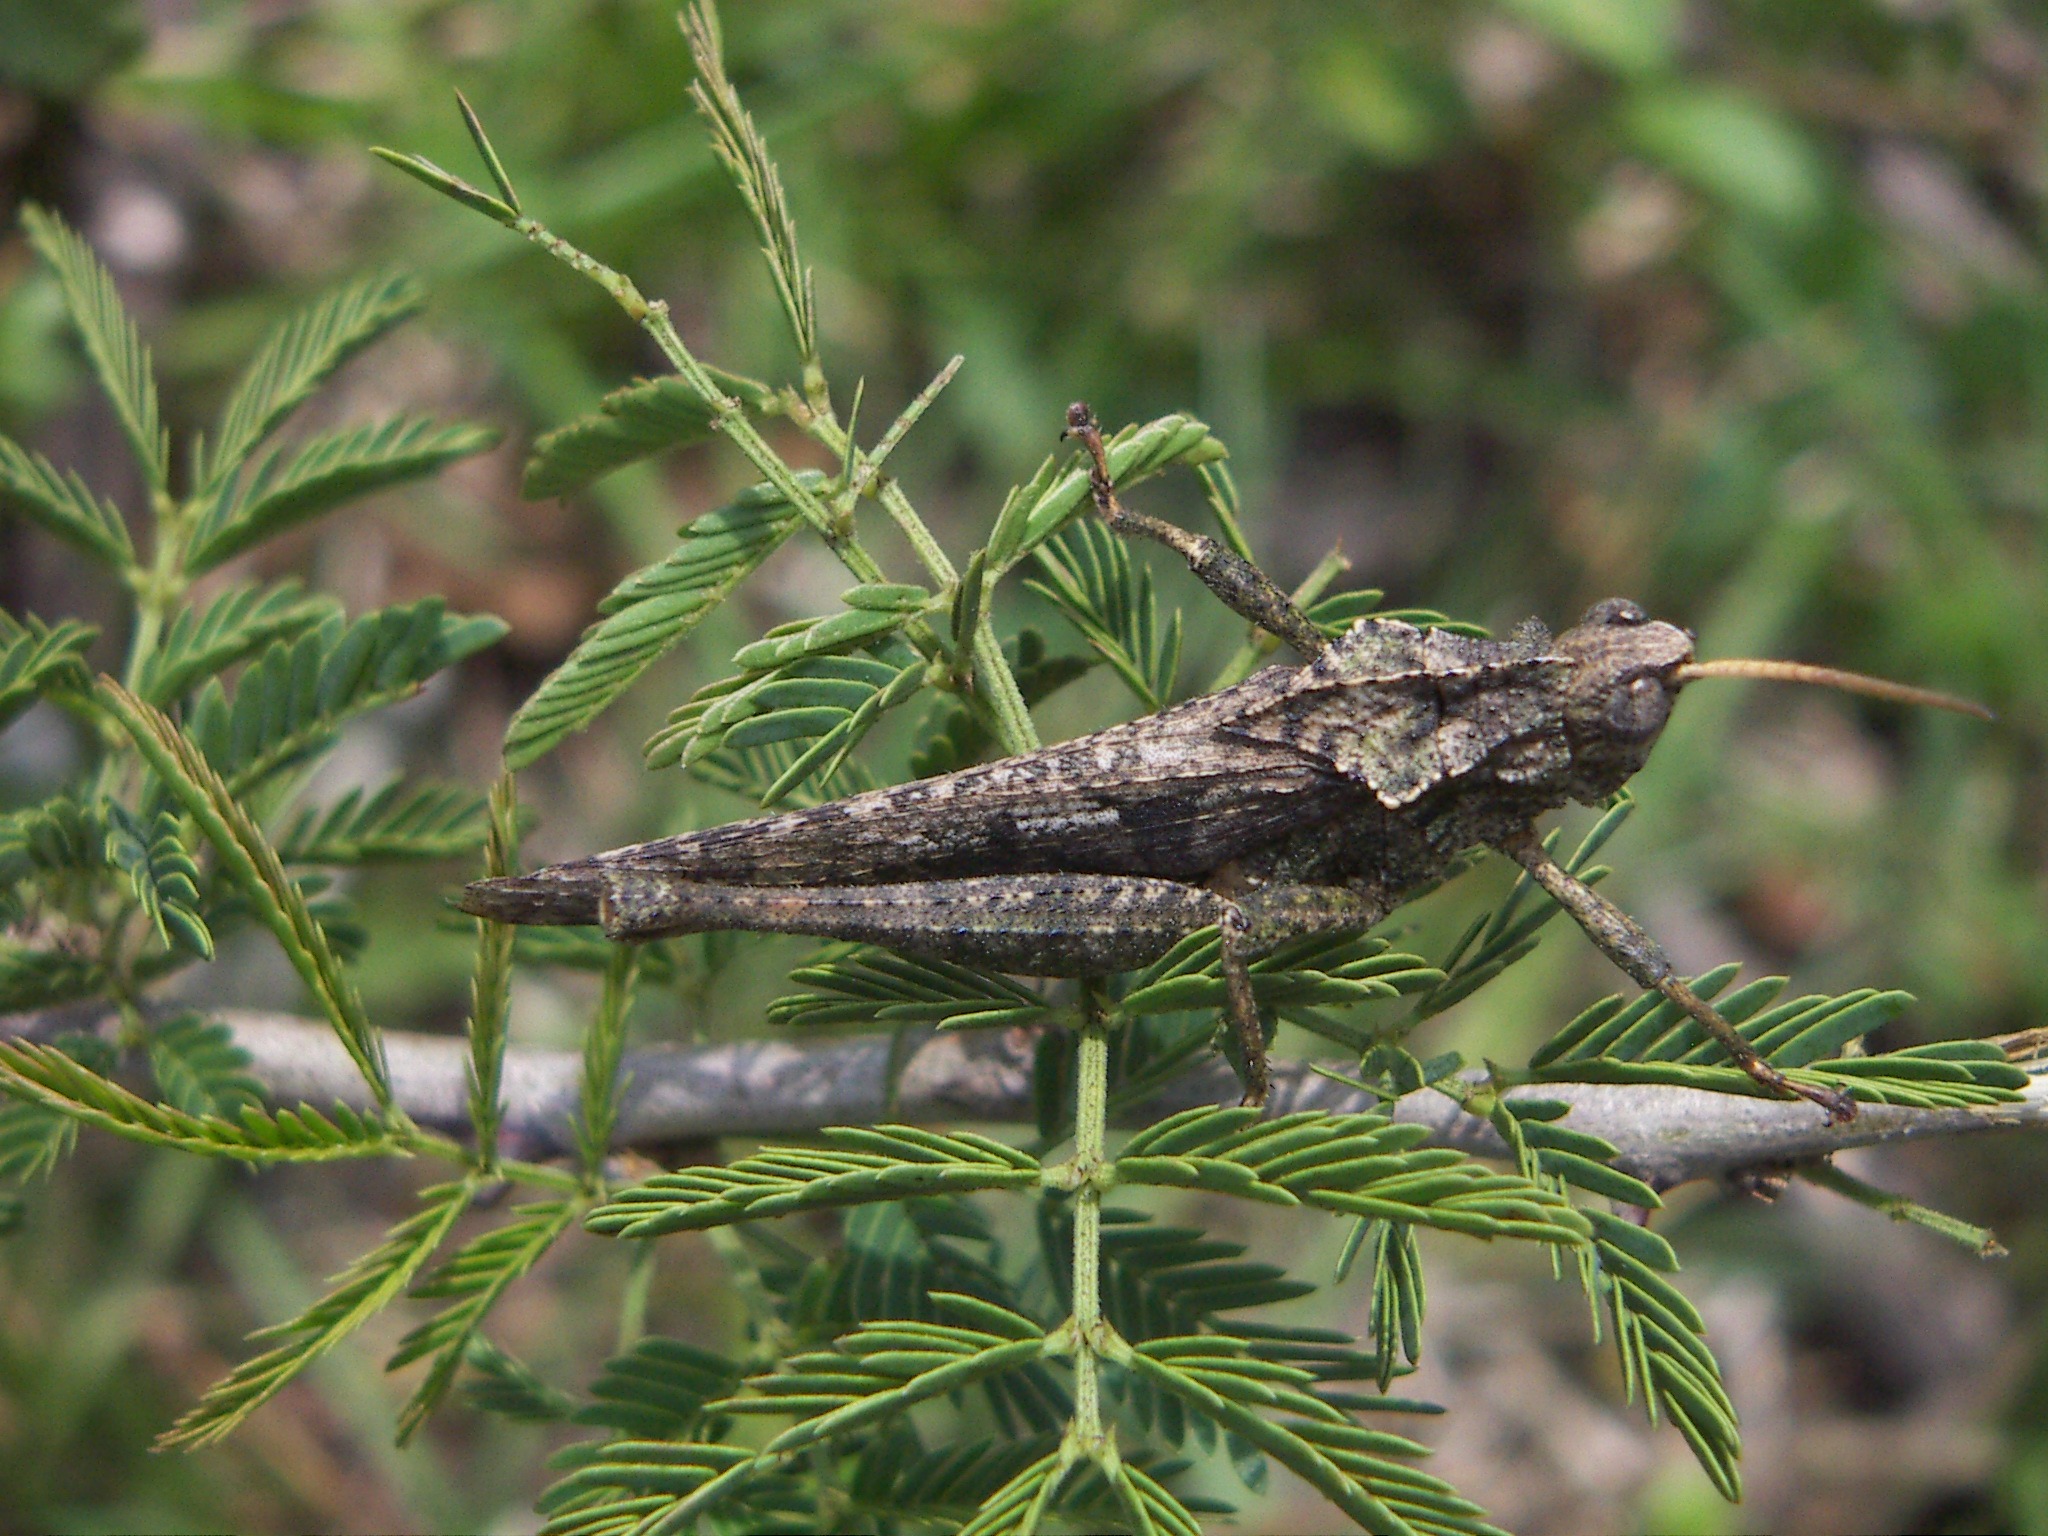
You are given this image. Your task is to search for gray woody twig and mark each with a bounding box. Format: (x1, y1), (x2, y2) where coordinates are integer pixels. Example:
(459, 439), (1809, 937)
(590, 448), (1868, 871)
(12, 1005), (2043, 1190)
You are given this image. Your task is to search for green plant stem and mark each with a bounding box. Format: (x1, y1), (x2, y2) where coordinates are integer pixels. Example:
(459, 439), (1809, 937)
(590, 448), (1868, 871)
(797, 369), (1039, 756)
(512, 215), (1040, 755)
(1068, 980), (1111, 1455)
(1798, 1161), (2007, 1256)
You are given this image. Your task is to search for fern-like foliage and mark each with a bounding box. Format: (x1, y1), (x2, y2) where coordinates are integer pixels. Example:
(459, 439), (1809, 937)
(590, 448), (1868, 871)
(277, 780), (489, 864)
(642, 585), (932, 800)
(391, 1198), (582, 1444)
(587, 1126), (1043, 1237)
(0, 436), (133, 568)
(103, 682), (392, 1100)
(195, 269), (426, 492)
(181, 599), (504, 795)
(503, 476), (816, 767)
(1119, 1336), (1503, 1536)
(1028, 519), (1182, 709)
(144, 1012), (264, 1119)
(20, 203), (166, 488)
(189, 416), (498, 572)
(523, 372), (734, 497)
(540, 1297), (1047, 1536)
(0, 1036), (395, 1163)
(1114, 1106), (1591, 1243)
(983, 413), (1226, 572)
(0, 1035), (110, 1183)
(0, 613), (95, 732)
(1531, 963), (2028, 1109)
(100, 804), (209, 958)
(135, 581), (340, 705)
(159, 1179), (475, 1449)
(770, 945), (1060, 1031)
(574, 1337), (746, 1439)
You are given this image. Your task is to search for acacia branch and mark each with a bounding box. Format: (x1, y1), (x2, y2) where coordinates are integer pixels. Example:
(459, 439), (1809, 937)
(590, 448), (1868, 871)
(11, 1005), (2042, 1189)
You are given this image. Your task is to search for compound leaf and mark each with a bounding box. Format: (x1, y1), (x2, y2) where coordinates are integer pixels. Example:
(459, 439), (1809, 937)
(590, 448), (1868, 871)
(770, 945), (1057, 1032)
(188, 416), (499, 572)
(0, 613), (95, 733)
(183, 599), (505, 796)
(586, 1126), (1041, 1238)
(1116, 1107), (1590, 1244)
(21, 204), (165, 489)
(103, 803), (212, 958)
(522, 373), (719, 498)
(0, 1035), (396, 1164)
(1028, 519), (1181, 709)
(391, 1198), (581, 1444)
(0, 435), (133, 568)
(159, 1178), (473, 1449)
(1531, 968), (2028, 1110)
(503, 475), (816, 768)
(572, 1337), (745, 1440)
(145, 1013), (263, 1120)
(984, 413), (1225, 571)
(136, 581), (339, 705)
(101, 682), (389, 1101)
(277, 779), (489, 864)
(197, 269), (426, 491)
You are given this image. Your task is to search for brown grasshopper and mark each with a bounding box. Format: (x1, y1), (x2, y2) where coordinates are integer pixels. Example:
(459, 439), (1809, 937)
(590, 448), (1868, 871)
(461, 404), (1989, 1120)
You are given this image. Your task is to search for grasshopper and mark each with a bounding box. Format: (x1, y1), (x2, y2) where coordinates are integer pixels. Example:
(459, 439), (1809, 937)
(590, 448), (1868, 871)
(462, 405), (1989, 1120)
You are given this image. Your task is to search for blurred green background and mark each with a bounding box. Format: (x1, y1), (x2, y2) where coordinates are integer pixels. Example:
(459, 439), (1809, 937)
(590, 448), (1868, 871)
(2, 1), (2046, 1531)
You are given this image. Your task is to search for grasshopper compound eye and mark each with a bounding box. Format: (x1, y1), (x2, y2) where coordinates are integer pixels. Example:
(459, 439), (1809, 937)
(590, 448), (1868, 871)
(1604, 673), (1674, 741)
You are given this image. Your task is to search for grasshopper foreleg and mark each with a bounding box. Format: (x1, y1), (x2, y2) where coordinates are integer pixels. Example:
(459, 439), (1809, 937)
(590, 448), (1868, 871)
(1496, 827), (1857, 1124)
(1065, 402), (1329, 662)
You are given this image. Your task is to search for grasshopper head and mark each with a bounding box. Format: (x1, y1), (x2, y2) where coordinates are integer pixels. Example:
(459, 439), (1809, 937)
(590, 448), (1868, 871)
(1554, 598), (1695, 800)
(1553, 596), (1993, 802)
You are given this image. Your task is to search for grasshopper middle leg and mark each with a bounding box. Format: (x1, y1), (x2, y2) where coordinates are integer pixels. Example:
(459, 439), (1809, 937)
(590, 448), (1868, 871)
(599, 868), (1382, 1108)
(1496, 827), (1857, 1123)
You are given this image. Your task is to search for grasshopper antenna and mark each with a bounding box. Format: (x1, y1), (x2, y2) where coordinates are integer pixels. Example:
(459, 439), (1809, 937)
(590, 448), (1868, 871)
(1672, 659), (1993, 721)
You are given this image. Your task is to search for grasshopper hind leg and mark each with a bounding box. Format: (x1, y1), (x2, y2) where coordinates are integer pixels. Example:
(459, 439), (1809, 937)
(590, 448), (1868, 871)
(596, 867), (1386, 1111)
(596, 870), (1230, 976)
